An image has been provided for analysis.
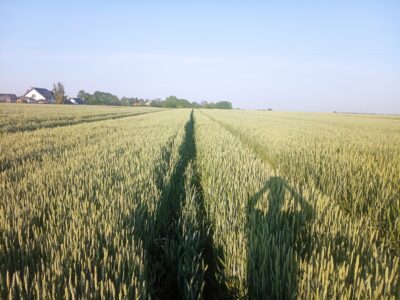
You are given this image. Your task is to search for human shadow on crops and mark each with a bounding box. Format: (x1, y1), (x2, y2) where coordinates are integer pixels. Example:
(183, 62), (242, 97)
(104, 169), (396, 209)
(133, 111), (231, 299)
(150, 112), (196, 299)
(246, 177), (386, 299)
(246, 176), (313, 299)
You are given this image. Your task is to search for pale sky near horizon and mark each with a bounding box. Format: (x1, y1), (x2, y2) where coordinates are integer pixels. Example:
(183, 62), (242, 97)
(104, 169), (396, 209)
(1, 0), (399, 113)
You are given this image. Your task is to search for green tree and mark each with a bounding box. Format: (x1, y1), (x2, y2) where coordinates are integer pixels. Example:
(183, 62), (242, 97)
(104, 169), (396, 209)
(214, 101), (233, 109)
(77, 90), (88, 99)
(162, 96), (192, 108)
(120, 97), (130, 106)
(77, 90), (93, 104)
(191, 101), (200, 108)
(150, 98), (162, 107)
(162, 96), (179, 108)
(53, 82), (66, 104)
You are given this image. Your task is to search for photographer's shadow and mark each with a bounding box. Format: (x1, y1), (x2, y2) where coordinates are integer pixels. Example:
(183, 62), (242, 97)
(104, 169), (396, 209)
(246, 176), (313, 299)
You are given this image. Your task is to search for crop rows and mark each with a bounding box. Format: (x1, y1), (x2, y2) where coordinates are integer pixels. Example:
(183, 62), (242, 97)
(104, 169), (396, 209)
(196, 110), (399, 298)
(1, 106), (399, 299)
(1, 109), (209, 298)
(202, 110), (400, 254)
(0, 104), (162, 134)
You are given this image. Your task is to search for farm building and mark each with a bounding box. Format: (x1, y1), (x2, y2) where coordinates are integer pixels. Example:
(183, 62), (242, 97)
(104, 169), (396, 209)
(0, 94), (17, 103)
(22, 87), (55, 103)
(64, 98), (85, 105)
(16, 97), (32, 104)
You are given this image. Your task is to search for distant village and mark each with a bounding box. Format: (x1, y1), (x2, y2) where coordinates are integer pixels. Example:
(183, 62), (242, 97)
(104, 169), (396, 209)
(0, 87), (85, 105)
(0, 86), (233, 109)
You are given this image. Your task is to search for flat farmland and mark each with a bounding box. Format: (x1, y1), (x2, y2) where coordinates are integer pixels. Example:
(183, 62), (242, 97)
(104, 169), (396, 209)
(1, 104), (399, 299)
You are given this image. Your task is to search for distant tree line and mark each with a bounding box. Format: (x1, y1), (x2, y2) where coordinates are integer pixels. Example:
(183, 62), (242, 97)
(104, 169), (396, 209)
(77, 90), (233, 109)
(77, 90), (120, 106)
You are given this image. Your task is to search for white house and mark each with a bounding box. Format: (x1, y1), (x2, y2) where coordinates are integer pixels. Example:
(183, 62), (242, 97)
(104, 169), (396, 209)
(23, 87), (54, 103)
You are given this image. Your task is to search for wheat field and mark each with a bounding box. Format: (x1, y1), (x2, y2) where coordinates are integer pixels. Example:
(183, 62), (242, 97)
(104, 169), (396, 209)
(1, 104), (399, 299)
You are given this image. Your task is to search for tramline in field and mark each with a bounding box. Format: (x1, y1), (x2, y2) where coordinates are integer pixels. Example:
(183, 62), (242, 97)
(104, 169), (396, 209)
(0, 104), (399, 299)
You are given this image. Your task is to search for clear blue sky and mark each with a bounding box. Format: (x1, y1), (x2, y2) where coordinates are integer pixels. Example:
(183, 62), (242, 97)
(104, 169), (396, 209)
(1, 0), (399, 113)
